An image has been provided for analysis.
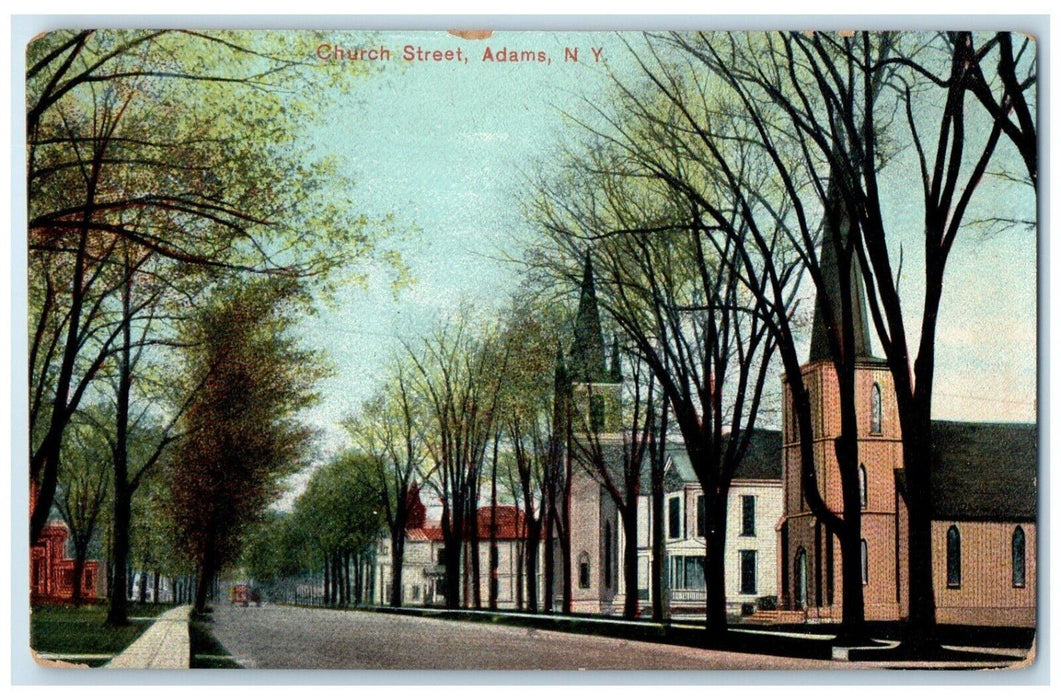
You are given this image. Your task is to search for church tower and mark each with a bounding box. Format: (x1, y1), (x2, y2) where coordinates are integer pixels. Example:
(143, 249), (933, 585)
(779, 199), (905, 622)
(568, 254), (622, 436)
(563, 254), (625, 614)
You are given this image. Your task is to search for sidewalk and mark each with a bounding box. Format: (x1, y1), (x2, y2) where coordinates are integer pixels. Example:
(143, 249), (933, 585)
(105, 605), (191, 669)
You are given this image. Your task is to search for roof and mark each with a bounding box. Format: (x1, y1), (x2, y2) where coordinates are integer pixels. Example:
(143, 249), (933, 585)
(404, 505), (535, 542)
(665, 429), (783, 486)
(928, 420), (1038, 521)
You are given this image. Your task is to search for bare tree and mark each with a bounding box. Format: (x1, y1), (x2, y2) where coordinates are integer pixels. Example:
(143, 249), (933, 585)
(406, 313), (509, 609)
(346, 361), (427, 608)
(527, 122), (788, 639)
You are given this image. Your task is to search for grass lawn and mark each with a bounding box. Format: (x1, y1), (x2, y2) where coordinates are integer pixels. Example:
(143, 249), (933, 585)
(190, 615), (241, 669)
(31, 602), (174, 667)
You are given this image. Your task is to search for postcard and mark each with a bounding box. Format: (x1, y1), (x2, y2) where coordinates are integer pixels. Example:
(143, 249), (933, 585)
(21, 26), (1038, 673)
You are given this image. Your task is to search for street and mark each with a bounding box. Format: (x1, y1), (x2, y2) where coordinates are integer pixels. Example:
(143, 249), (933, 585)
(208, 605), (843, 670)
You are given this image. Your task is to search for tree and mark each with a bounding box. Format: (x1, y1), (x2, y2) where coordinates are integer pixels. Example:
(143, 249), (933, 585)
(54, 409), (111, 605)
(27, 29), (386, 545)
(167, 277), (324, 613)
(345, 361), (428, 608)
(294, 452), (386, 607)
(495, 305), (564, 612)
(527, 123), (787, 639)
(406, 312), (509, 609)
(643, 30), (1032, 645)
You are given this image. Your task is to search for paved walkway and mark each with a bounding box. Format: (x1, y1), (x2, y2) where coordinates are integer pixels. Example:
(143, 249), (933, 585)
(105, 605), (191, 669)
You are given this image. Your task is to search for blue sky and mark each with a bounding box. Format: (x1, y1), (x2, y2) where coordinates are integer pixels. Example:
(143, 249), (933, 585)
(241, 30), (1037, 502)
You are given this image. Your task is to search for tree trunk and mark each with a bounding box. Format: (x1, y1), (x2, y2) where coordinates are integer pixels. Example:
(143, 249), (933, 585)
(703, 501), (728, 644)
(443, 532), (462, 609)
(138, 567), (148, 604)
(902, 415), (938, 651)
(621, 505), (640, 619)
(542, 505), (554, 613)
(561, 437), (573, 613)
(70, 546), (87, 606)
(488, 452), (499, 611)
(651, 462), (665, 621)
(106, 484), (131, 626)
(390, 528), (405, 606)
(323, 554), (330, 606)
(193, 562), (213, 614)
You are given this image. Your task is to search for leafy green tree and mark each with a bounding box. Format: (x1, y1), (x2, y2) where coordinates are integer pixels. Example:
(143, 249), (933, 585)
(27, 29), (389, 546)
(293, 452), (386, 606)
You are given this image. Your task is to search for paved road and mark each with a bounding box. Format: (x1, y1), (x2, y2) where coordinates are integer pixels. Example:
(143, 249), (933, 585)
(209, 605), (846, 670)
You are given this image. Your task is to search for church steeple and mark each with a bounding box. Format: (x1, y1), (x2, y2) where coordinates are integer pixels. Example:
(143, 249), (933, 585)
(807, 183), (874, 363)
(569, 253), (611, 384)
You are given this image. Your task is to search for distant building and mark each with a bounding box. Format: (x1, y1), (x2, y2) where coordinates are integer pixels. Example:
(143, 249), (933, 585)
(29, 482), (102, 604)
(777, 210), (1036, 628)
(561, 256), (783, 618)
(373, 495), (544, 608)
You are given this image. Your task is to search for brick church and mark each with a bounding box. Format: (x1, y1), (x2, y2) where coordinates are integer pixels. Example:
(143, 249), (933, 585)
(777, 221), (1037, 628)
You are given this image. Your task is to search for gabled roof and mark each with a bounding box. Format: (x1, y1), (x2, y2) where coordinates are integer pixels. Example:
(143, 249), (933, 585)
(664, 429), (783, 486)
(928, 420), (1037, 521)
(404, 505), (535, 542)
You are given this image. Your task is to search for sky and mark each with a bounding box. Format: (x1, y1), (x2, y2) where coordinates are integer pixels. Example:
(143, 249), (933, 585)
(292, 31), (646, 460)
(291, 28), (1036, 443)
(270, 30), (1040, 506)
(14, 27), (1037, 507)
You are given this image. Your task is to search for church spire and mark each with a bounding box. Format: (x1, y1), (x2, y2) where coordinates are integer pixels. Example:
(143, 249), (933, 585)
(569, 253), (610, 384)
(807, 182), (874, 363)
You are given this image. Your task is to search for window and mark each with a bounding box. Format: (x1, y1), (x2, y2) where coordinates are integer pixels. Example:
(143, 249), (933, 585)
(1012, 526), (1026, 588)
(590, 394), (606, 431)
(860, 539), (869, 585)
(859, 464), (868, 509)
(604, 521), (613, 589)
(946, 525), (961, 588)
(739, 550), (757, 594)
(436, 547), (446, 565)
(668, 496), (681, 539)
(870, 383), (883, 434)
(696, 495), (706, 537)
(741, 495), (756, 536)
(795, 548), (808, 610)
(676, 556), (705, 589)
(578, 552), (591, 589)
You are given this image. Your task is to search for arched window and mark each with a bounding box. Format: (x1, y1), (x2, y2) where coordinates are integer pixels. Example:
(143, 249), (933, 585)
(870, 383), (883, 434)
(1012, 526), (1026, 588)
(859, 464), (868, 509)
(578, 552), (591, 589)
(794, 548), (808, 610)
(947, 525), (962, 588)
(860, 539), (869, 585)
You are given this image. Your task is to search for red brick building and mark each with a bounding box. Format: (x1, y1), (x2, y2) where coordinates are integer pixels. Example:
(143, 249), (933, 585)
(777, 222), (1036, 628)
(30, 483), (102, 604)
